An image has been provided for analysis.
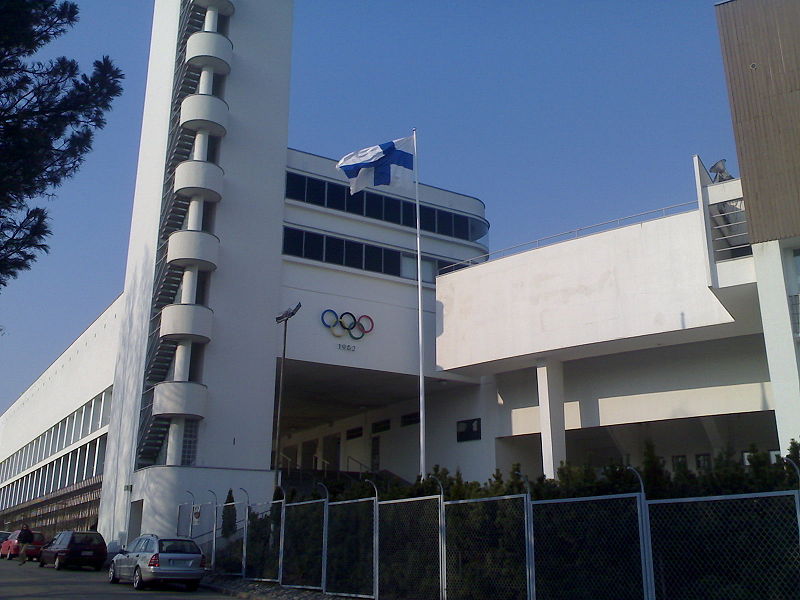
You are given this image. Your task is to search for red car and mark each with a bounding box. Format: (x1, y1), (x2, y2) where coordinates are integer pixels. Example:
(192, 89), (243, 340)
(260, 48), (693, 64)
(1, 529), (45, 560)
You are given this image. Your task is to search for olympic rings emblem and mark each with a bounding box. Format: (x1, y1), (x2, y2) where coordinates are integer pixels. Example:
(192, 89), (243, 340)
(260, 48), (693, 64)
(321, 309), (374, 340)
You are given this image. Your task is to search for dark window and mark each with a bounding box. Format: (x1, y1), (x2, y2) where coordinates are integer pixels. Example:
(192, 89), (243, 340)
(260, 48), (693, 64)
(401, 412), (420, 427)
(346, 191), (364, 215)
(159, 539), (201, 554)
(365, 193), (383, 219)
(285, 171), (305, 201)
(437, 210), (454, 236)
(384, 197), (401, 224)
(402, 201), (416, 227)
(304, 231), (324, 261)
(469, 218), (489, 241)
(671, 455), (687, 470)
(325, 237), (344, 265)
(306, 178), (326, 206)
(372, 419), (390, 434)
(453, 214), (469, 239)
(346, 427), (363, 440)
(344, 240), (363, 269)
(383, 249), (401, 276)
(695, 453), (711, 471)
(326, 183), (347, 211)
(456, 418), (481, 442)
(283, 227), (303, 257)
(364, 244), (383, 272)
(420, 205), (436, 232)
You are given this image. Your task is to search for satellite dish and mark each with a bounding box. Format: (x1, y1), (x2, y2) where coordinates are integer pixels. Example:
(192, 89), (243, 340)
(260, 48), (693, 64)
(709, 159), (734, 183)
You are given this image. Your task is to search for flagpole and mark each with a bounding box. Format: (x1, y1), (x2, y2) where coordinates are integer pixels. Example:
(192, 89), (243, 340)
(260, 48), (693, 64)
(412, 128), (426, 481)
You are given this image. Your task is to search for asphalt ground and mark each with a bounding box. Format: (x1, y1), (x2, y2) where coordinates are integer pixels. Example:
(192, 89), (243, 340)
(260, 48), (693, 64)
(0, 556), (232, 599)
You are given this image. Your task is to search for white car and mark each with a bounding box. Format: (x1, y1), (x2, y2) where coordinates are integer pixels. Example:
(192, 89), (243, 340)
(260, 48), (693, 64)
(108, 534), (206, 591)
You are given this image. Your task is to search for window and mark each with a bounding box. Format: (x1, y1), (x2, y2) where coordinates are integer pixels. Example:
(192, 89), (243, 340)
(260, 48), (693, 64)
(671, 455), (687, 471)
(344, 240), (363, 269)
(456, 418), (481, 442)
(325, 237), (344, 265)
(365, 193), (383, 219)
(326, 183), (347, 211)
(283, 227), (304, 257)
(695, 453), (711, 471)
(304, 231), (324, 261)
(346, 427), (363, 440)
(372, 419), (390, 434)
(306, 178), (325, 206)
(364, 244), (383, 273)
(346, 190), (364, 215)
(181, 420), (199, 466)
(384, 197), (401, 224)
(285, 172), (305, 201)
(401, 412), (420, 427)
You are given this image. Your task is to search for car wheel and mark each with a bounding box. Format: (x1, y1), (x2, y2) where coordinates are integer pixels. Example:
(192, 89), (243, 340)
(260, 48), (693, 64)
(133, 567), (146, 590)
(108, 563), (120, 584)
(185, 580), (200, 592)
(54, 556), (63, 570)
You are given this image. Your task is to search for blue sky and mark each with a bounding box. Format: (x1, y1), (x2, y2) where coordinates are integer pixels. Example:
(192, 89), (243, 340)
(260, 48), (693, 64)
(0, 0), (736, 411)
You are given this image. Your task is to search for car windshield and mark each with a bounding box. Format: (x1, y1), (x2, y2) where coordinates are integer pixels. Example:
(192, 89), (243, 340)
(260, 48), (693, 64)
(32, 533), (44, 543)
(72, 533), (104, 545)
(158, 539), (200, 554)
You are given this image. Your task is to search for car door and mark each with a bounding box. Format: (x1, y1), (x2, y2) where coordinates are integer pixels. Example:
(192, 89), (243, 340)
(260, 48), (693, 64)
(41, 532), (63, 564)
(119, 537), (142, 579)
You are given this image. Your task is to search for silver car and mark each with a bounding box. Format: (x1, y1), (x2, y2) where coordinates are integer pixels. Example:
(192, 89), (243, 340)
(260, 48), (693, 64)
(108, 534), (205, 591)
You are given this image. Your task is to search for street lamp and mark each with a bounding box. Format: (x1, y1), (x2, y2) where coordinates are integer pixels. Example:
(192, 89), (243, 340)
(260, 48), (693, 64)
(273, 302), (301, 483)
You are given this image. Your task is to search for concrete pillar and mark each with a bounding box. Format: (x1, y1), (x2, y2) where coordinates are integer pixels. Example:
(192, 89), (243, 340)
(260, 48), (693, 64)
(198, 67), (214, 96)
(180, 266), (198, 304)
(537, 360), (567, 479)
(186, 197), (204, 231)
(173, 341), (192, 382)
(203, 7), (218, 32)
(192, 131), (209, 161)
(166, 417), (185, 466)
(753, 240), (800, 452)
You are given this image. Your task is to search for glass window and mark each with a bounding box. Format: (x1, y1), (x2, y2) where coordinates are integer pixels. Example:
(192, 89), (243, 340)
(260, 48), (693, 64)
(181, 421), (198, 466)
(383, 249), (401, 276)
(101, 390), (112, 426)
(344, 240), (363, 269)
(402, 200), (416, 227)
(420, 205), (436, 232)
(384, 197), (401, 224)
(326, 183), (347, 211)
(372, 419), (390, 434)
(456, 418), (481, 442)
(85, 440), (97, 479)
(91, 396), (102, 431)
(346, 427), (362, 440)
(96, 435), (107, 476)
(306, 178), (325, 206)
(453, 214), (469, 240)
(364, 244), (383, 273)
(285, 172), (305, 201)
(346, 191), (364, 215)
(283, 227), (303, 257)
(324, 237), (344, 265)
(82, 405), (92, 439)
(437, 210), (454, 236)
(303, 231), (324, 261)
(365, 193), (383, 219)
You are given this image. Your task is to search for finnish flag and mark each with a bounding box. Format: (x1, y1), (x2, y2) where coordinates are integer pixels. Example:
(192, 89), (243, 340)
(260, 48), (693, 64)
(337, 136), (415, 194)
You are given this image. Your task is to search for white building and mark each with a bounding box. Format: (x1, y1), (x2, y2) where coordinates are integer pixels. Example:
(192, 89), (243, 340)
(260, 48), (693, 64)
(2, 0), (798, 550)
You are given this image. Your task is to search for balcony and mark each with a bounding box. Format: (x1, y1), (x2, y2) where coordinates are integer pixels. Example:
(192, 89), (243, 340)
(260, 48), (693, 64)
(167, 229), (219, 270)
(160, 304), (213, 343)
(174, 160), (223, 202)
(192, 0), (235, 16)
(709, 199), (752, 262)
(153, 381), (208, 419)
(180, 94), (228, 137)
(186, 31), (232, 74)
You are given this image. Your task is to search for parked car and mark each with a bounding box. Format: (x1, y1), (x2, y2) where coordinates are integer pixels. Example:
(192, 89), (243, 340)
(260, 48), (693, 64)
(39, 530), (107, 570)
(0, 531), (10, 543)
(1, 529), (45, 560)
(108, 534), (205, 591)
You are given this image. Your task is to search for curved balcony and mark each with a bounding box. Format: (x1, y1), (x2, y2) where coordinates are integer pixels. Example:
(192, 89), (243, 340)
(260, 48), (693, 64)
(153, 381), (208, 419)
(167, 230), (219, 271)
(174, 160), (223, 202)
(193, 0), (235, 16)
(160, 304), (213, 343)
(186, 31), (232, 74)
(180, 94), (228, 137)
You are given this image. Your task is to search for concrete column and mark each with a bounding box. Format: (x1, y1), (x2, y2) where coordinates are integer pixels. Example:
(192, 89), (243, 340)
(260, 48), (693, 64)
(537, 360), (567, 479)
(203, 7), (218, 32)
(198, 66), (214, 96)
(166, 417), (185, 466)
(173, 341), (192, 382)
(192, 131), (209, 161)
(180, 266), (198, 304)
(186, 197), (204, 231)
(753, 240), (800, 451)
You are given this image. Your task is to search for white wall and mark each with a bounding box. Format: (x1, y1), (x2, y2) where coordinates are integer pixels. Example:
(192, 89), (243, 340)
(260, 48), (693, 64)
(0, 297), (121, 462)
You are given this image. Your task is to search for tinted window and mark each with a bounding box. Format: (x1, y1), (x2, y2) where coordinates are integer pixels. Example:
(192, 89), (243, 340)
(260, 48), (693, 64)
(384, 197), (401, 224)
(453, 214), (469, 239)
(285, 173), (305, 201)
(71, 533), (104, 545)
(324, 237), (344, 265)
(346, 191), (364, 215)
(306, 178), (326, 206)
(364, 244), (382, 272)
(304, 231), (324, 261)
(420, 205), (436, 232)
(159, 539), (201, 554)
(436, 210), (453, 236)
(365, 193), (383, 219)
(402, 201), (416, 227)
(344, 240), (363, 269)
(283, 228), (303, 257)
(326, 183), (347, 211)
(383, 249), (401, 276)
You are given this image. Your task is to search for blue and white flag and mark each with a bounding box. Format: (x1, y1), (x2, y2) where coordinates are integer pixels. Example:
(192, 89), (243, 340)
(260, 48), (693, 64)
(337, 136), (415, 194)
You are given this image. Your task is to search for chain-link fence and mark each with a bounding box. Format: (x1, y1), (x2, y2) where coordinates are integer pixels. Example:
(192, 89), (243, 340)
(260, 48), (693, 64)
(445, 495), (529, 600)
(532, 493), (645, 600)
(181, 487), (800, 599)
(326, 497), (375, 597)
(379, 495), (441, 600)
(649, 490), (800, 600)
(281, 498), (325, 588)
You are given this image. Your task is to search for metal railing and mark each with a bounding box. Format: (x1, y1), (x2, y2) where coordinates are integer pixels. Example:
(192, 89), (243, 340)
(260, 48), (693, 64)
(179, 481), (800, 599)
(440, 202), (697, 275)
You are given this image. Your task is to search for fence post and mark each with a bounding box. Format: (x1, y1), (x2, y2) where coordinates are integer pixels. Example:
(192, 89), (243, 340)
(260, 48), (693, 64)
(208, 490), (219, 571)
(428, 476), (447, 600)
(523, 476), (536, 600)
(317, 483), (330, 593)
(277, 485), (286, 585)
(239, 488), (250, 579)
(783, 458), (800, 555)
(628, 467), (655, 600)
(366, 479), (380, 600)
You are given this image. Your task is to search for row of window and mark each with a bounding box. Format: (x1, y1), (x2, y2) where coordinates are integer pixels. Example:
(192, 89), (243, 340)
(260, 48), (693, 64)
(0, 435), (107, 512)
(0, 388), (112, 485)
(286, 172), (489, 243)
(345, 412), (421, 441)
(283, 227), (462, 282)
